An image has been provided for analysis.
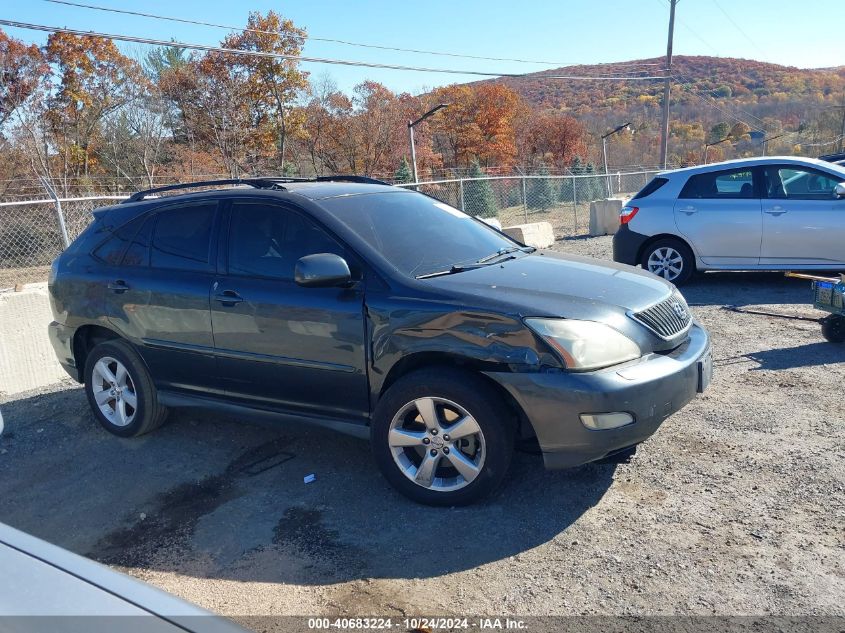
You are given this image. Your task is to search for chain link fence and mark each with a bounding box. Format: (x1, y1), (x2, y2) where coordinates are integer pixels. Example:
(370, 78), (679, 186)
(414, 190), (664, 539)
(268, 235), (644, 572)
(397, 170), (657, 236)
(1, 170), (657, 287)
(0, 196), (127, 287)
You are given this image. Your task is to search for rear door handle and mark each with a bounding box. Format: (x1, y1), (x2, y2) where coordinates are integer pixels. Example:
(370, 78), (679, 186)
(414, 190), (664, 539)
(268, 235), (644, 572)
(107, 280), (129, 293)
(214, 290), (245, 306)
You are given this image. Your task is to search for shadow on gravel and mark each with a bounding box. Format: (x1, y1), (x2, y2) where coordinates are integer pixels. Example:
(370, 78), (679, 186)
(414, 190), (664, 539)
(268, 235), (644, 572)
(0, 385), (616, 584)
(682, 271), (811, 307)
(743, 342), (843, 370)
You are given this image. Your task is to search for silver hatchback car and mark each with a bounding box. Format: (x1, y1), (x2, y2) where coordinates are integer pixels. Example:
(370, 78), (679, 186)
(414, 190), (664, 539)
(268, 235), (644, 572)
(613, 157), (845, 284)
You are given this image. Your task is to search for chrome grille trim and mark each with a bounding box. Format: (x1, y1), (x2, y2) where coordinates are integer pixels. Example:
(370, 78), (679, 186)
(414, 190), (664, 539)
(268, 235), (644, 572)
(630, 291), (692, 340)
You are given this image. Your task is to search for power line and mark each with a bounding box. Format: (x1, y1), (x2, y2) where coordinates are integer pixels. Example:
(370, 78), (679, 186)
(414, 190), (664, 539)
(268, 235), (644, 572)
(0, 19), (670, 81)
(677, 81), (767, 134)
(654, 0), (720, 56)
(711, 0), (767, 58)
(673, 71), (768, 133)
(42, 0), (663, 70)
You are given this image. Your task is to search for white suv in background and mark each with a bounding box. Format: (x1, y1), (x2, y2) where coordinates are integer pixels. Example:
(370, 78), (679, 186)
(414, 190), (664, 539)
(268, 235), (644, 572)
(613, 157), (845, 284)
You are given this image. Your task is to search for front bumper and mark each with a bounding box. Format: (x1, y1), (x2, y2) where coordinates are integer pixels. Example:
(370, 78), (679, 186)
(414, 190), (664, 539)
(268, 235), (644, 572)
(485, 323), (711, 469)
(48, 321), (79, 381)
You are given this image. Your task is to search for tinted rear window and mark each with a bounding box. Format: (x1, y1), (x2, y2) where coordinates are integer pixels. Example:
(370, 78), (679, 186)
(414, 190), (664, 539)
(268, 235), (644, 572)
(632, 177), (668, 200)
(680, 168), (755, 199)
(150, 203), (216, 272)
(92, 215), (146, 265)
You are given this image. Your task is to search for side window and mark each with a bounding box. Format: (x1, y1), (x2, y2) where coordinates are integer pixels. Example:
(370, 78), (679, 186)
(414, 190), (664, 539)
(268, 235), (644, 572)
(150, 203), (216, 272)
(228, 202), (346, 280)
(679, 168), (755, 199)
(632, 177), (668, 200)
(765, 166), (841, 200)
(121, 216), (154, 267)
(92, 215), (146, 265)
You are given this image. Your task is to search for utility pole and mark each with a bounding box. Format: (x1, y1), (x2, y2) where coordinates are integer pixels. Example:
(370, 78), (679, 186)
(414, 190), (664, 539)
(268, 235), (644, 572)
(659, 0), (677, 170)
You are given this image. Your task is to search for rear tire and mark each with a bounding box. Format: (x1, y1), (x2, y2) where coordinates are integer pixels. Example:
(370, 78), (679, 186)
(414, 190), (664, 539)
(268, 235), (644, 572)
(84, 339), (168, 437)
(371, 368), (514, 506)
(821, 315), (845, 343)
(640, 238), (695, 286)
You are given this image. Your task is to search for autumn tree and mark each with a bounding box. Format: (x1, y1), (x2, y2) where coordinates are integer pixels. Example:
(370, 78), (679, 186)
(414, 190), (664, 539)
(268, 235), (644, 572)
(430, 83), (523, 170)
(0, 29), (45, 130)
(471, 84), (522, 169)
(520, 112), (586, 170)
(43, 33), (142, 181)
(221, 10), (309, 166)
(353, 81), (401, 176)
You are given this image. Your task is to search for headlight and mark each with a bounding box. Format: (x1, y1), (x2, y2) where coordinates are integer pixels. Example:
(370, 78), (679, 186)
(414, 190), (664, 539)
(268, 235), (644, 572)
(525, 318), (641, 371)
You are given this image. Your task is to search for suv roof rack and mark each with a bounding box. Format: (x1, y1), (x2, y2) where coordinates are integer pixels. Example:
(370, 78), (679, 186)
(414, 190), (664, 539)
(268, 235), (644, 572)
(124, 175), (391, 203)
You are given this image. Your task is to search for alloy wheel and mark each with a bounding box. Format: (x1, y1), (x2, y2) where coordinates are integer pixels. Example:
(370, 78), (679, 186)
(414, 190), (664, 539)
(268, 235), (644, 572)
(388, 397), (486, 492)
(91, 356), (137, 427)
(647, 246), (684, 281)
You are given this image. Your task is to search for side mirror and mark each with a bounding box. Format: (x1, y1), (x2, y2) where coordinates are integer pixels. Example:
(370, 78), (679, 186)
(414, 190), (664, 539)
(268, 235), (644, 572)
(835, 182), (845, 199)
(295, 253), (352, 288)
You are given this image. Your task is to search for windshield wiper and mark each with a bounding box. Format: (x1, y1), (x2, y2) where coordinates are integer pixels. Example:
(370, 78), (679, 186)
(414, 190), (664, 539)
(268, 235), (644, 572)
(415, 263), (488, 279)
(416, 247), (536, 280)
(476, 246), (534, 264)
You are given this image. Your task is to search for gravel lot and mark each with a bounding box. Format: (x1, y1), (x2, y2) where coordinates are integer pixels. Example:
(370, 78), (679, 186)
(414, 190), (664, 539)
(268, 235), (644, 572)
(0, 235), (842, 628)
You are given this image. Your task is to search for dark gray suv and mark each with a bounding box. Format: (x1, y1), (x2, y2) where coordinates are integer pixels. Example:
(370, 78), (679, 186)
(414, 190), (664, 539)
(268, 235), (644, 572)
(48, 177), (712, 505)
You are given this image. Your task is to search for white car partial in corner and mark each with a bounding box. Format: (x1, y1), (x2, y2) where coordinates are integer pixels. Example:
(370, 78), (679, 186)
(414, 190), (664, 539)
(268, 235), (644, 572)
(0, 522), (246, 632)
(613, 156), (845, 284)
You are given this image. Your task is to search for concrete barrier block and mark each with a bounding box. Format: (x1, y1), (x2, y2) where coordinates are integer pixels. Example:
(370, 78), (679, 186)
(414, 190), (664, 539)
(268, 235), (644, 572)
(589, 198), (625, 236)
(502, 222), (555, 248)
(0, 283), (67, 397)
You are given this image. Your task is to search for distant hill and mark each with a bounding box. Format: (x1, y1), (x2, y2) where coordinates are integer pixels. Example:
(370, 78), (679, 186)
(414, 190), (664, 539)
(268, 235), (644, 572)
(482, 56), (845, 116)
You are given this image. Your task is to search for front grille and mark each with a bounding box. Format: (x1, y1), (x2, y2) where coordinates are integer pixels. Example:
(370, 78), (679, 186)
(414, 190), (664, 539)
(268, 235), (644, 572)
(631, 291), (692, 339)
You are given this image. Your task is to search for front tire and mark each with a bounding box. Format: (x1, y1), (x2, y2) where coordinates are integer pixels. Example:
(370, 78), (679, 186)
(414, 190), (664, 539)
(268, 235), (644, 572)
(84, 339), (168, 437)
(371, 368), (514, 506)
(640, 238), (695, 286)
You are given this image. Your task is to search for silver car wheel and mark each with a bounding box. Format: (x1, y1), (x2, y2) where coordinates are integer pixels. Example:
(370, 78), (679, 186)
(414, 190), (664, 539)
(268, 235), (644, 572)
(388, 397), (486, 492)
(91, 356), (137, 427)
(647, 246), (684, 281)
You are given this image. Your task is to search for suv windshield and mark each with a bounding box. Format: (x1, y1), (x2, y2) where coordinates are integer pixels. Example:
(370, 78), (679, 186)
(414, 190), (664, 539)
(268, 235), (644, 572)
(322, 191), (520, 277)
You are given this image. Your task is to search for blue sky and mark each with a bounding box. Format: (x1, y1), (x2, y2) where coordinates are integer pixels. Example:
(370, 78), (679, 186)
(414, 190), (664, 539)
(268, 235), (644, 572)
(4, 0), (844, 94)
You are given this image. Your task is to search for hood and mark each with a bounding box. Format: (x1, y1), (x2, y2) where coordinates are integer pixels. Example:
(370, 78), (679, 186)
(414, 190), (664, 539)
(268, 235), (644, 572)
(420, 250), (677, 351)
(423, 250), (672, 315)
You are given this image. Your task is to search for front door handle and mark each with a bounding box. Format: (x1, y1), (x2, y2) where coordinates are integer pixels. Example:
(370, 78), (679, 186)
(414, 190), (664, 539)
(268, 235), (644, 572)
(764, 205), (787, 215)
(214, 290), (245, 306)
(680, 205), (697, 214)
(107, 280), (129, 293)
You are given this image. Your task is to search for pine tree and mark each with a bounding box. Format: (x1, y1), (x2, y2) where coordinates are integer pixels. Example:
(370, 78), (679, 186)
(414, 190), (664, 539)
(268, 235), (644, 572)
(527, 162), (556, 211)
(585, 162), (603, 201)
(571, 156), (586, 203)
(464, 160), (497, 218)
(394, 156), (412, 184)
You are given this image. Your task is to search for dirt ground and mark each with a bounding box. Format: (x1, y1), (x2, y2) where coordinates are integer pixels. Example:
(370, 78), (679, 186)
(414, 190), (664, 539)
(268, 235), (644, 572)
(0, 235), (842, 629)
(0, 265), (51, 289)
